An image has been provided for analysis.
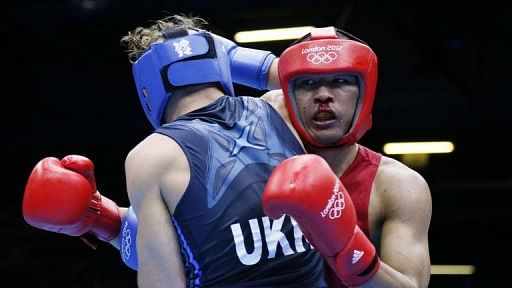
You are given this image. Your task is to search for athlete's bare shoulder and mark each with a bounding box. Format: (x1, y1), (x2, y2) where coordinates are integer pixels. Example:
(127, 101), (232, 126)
(374, 155), (431, 217)
(261, 89), (284, 106)
(260, 89), (301, 142)
(125, 132), (189, 213)
(378, 155), (425, 180)
(261, 89), (288, 120)
(126, 133), (183, 173)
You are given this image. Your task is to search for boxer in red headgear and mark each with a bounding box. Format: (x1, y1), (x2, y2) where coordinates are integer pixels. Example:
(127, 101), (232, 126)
(279, 26), (377, 147)
(262, 27), (432, 287)
(21, 20), (431, 287)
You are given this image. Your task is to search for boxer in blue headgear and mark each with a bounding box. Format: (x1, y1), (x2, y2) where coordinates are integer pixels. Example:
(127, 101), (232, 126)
(132, 27), (235, 128)
(118, 15), (325, 287)
(21, 14), (327, 287)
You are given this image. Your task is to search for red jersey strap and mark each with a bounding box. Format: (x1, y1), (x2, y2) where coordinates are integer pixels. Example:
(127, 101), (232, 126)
(326, 145), (382, 288)
(340, 145), (381, 238)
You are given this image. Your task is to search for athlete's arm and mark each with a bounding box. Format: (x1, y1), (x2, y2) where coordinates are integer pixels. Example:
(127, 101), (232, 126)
(362, 157), (432, 288)
(210, 32), (280, 90)
(107, 207), (128, 250)
(125, 133), (189, 287)
(265, 60), (280, 90)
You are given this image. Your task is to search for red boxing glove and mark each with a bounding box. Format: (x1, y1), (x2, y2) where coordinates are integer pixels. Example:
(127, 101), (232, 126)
(262, 154), (380, 286)
(22, 155), (121, 244)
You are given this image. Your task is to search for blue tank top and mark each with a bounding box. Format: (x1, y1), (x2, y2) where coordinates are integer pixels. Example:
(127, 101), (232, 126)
(156, 96), (326, 287)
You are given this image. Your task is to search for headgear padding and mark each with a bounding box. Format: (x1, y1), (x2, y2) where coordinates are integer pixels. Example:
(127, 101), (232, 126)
(278, 26), (378, 147)
(132, 29), (235, 129)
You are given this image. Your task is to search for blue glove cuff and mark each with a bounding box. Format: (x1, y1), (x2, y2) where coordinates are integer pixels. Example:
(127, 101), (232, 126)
(120, 206), (138, 271)
(231, 47), (276, 90)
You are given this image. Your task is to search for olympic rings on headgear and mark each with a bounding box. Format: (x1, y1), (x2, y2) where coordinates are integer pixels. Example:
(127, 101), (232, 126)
(306, 52), (338, 64)
(278, 26), (378, 147)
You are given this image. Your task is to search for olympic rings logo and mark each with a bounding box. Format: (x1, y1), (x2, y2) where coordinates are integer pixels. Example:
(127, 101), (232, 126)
(328, 192), (345, 219)
(306, 52), (338, 64)
(320, 181), (345, 219)
(121, 221), (132, 259)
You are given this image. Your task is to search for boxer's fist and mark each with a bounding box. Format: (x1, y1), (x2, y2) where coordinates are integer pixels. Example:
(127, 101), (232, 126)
(262, 154), (357, 254)
(262, 154), (380, 286)
(22, 155), (121, 242)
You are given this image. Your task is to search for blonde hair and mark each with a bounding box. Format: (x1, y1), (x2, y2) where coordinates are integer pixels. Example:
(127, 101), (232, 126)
(120, 14), (207, 63)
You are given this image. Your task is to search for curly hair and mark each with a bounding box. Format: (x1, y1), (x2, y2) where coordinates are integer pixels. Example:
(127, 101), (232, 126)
(120, 14), (208, 63)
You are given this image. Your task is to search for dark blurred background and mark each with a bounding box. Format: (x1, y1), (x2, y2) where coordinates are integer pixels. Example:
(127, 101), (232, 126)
(3, 0), (511, 287)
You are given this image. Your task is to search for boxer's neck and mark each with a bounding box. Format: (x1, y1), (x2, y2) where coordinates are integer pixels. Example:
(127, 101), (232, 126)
(163, 86), (225, 123)
(306, 143), (358, 178)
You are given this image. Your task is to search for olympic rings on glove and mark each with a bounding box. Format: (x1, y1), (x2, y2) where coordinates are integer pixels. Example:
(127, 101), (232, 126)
(121, 221), (132, 260)
(328, 192), (345, 219)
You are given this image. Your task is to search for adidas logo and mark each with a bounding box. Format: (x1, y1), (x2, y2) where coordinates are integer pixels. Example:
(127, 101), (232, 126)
(352, 250), (364, 264)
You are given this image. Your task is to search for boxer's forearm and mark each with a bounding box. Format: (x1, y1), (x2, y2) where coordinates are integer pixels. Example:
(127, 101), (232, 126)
(108, 207), (129, 250)
(265, 59), (281, 90)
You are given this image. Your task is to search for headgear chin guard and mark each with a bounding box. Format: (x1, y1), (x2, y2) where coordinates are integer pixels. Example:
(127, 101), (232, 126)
(132, 28), (235, 129)
(278, 26), (378, 147)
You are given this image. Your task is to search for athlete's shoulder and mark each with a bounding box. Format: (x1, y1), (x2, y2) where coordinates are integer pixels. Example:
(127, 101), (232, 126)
(377, 156), (428, 188)
(260, 89), (286, 112)
(125, 133), (186, 186)
(125, 132), (189, 212)
(238, 94), (273, 109)
(375, 155), (431, 214)
(127, 132), (183, 164)
(260, 89), (301, 141)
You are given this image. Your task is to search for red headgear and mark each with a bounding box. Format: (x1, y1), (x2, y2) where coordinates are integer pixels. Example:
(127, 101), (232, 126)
(278, 26), (378, 147)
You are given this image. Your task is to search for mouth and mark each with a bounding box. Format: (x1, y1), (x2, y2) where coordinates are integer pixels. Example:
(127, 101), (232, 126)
(313, 111), (337, 123)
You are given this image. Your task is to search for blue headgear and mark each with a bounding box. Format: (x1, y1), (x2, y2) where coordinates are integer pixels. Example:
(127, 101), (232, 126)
(132, 28), (235, 128)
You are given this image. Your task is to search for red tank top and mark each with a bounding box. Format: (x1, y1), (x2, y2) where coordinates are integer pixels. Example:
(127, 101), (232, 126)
(340, 145), (381, 236)
(325, 145), (382, 287)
